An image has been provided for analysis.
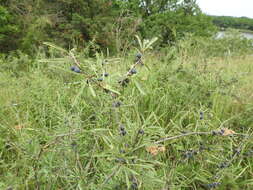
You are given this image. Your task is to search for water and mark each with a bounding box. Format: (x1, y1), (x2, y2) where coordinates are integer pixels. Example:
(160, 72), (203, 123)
(243, 32), (253, 39)
(217, 31), (253, 39)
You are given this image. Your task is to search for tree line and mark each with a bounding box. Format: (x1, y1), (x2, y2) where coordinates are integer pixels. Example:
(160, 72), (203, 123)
(211, 15), (253, 31)
(0, 0), (216, 54)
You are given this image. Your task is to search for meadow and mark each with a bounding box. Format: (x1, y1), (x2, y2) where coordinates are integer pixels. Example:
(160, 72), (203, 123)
(0, 35), (253, 190)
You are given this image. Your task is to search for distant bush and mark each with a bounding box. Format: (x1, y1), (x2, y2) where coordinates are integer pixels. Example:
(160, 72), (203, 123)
(0, 6), (20, 52)
(174, 29), (253, 58)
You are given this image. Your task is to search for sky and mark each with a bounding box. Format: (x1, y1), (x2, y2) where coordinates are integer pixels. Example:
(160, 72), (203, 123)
(196, 0), (253, 18)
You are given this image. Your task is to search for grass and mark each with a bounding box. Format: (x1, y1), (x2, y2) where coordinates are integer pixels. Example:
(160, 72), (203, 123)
(0, 42), (253, 190)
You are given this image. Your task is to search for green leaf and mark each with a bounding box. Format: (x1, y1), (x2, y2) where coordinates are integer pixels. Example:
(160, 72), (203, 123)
(38, 58), (69, 63)
(104, 84), (121, 95)
(43, 42), (68, 54)
(133, 80), (146, 95)
(135, 35), (143, 50)
(124, 171), (131, 189)
(72, 82), (87, 108)
(88, 85), (97, 97)
(144, 37), (158, 51)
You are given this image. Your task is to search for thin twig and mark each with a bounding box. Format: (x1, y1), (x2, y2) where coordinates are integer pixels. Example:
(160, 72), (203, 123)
(69, 52), (81, 67)
(155, 132), (211, 144)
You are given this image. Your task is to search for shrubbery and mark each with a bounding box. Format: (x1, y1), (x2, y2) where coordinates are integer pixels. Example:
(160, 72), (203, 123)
(0, 6), (20, 52)
(0, 35), (253, 189)
(1, 0), (217, 54)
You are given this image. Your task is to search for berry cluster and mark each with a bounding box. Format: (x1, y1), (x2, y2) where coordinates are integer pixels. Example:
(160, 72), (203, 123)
(119, 53), (142, 87)
(119, 125), (127, 136)
(205, 182), (221, 189)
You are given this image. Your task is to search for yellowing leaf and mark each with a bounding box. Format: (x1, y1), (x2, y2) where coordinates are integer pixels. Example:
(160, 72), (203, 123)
(14, 124), (24, 130)
(158, 146), (166, 152)
(146, 146), (166, 156)
(222, 128), (236, 136)
(141, 76), (148, 81)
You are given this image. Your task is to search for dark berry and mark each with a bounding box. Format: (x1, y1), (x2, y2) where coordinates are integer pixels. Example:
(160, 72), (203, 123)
(104, 89), (110, 93)
(119, 124), (127, 136)
(71, 141), (77, 148)
(136, 53), (142, 59)
(70, 65), (81, 73)
(119, 125), (125, 131)
(218, 162), (229, 169)
(113, 101), (122, 108)
(101, 72), (109, 77)
(233, 148), (241, 155)
(200, 111), (204, 120)
(205, 182), (221, 189)
(119, 78), (130, 87)
(97, 78), (103, 81)
(130, 68), (137, 75)
(120, 130), (127, 136)
(212, 130), (218, 135)
(219, 129), (225, 135)
(183, 150), (197, 159)
(138, 129), (144, 135)
(120, 149), (126, 153)
(131, 182), (138, 190)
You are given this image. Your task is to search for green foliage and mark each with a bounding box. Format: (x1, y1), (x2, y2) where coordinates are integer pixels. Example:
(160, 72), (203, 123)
(174, 29), (253, 58)
(0, 37), (253, 189)
(211, 15), (253, 31)
(0, 6), (20, 52)
(0, 0), (218, 54)
(141, 11), (217, 46)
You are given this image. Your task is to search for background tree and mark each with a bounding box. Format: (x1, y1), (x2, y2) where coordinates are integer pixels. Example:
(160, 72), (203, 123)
(0, 0), (220, 54)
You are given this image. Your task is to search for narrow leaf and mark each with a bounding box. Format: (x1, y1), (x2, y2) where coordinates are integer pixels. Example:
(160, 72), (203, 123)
(144, 37), (158, 51)
(104, 84), (121, 95)
(135, 35), (143, 50)
(133, 80), (146, 95)
(89, 85), (97, 97)
(43, 42), (68, 54)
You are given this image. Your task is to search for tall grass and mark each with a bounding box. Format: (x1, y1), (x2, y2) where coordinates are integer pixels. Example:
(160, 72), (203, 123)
(0, 35), (253, 190)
